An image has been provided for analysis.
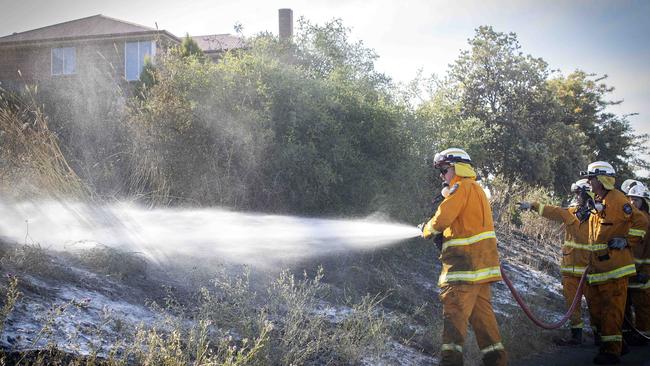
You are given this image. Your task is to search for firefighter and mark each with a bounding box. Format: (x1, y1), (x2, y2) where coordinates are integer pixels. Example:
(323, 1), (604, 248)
(420, 148), (507, 366)
(517, 179), (592, 345)
(581, 161), (637, 365)
(622, 181), (650, 346)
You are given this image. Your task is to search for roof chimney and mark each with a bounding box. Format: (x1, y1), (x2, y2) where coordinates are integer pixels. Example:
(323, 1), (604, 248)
(278, 8), (293, 40)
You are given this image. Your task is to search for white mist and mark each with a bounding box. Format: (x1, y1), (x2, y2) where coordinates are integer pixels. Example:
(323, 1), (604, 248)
(0, 200), (421, 265)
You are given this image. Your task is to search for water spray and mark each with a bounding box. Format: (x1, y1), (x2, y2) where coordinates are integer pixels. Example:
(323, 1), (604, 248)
(0, 200), (422, 265)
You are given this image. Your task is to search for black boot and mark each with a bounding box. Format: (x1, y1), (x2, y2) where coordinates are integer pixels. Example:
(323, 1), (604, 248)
(593, 352), (620, 365)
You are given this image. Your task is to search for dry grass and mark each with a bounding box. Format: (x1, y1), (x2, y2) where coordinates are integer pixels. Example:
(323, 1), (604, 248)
(488, 175), (564, 273)
(1, 304), (271, 366)
(331, 293), (388, 363)
(0, 275), (21, 336)
(0, 88), (87, 199)
(0, 242), (79, 284)
(65, 243), (148, 281)
(0, 262), (390, 366)
(498, 305), (562, 363)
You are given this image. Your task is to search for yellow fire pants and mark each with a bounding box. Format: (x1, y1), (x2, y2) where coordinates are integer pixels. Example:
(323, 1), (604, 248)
(586, 278), (628, 355)
(562, 275), (587, 329)
(627, 288), (650, 334)
(439, 283), (507, 366)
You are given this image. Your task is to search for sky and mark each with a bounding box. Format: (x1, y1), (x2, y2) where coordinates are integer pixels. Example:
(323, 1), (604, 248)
(1, 0), (649, 170)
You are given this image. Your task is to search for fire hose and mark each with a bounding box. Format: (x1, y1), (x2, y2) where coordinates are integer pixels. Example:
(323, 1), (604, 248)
(500, 264), (589, 330)
(624, 315), (650, 341)
(502, 263), (650, 339)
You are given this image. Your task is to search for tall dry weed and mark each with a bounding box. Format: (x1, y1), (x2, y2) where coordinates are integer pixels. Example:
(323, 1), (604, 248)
(0, 88), (87, 199)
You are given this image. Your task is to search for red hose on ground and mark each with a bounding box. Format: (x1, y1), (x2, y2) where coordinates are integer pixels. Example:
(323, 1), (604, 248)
(500, 264), (589, 330)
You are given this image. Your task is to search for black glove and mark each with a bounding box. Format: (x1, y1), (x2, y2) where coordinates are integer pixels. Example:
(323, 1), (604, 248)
(637, 272), (649, 284)
(517, 202), (532, 211)
(607, 237), (627, 250)
(574, 206), (591, 223)
(433, 233), (443, 251)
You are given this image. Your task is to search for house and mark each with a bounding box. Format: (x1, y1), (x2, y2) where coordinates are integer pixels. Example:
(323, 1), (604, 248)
(0, 13), (264, 91)
(191, 34), (246, 63)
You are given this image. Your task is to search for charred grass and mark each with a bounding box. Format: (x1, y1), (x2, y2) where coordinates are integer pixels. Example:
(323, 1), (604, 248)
(0, 241), (391, 365)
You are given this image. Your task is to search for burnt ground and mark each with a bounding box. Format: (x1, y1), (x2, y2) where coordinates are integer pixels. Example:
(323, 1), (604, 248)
(2, 229), (633, 365)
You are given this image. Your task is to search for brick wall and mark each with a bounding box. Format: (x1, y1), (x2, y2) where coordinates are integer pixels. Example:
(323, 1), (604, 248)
(0, 36), (167, 92)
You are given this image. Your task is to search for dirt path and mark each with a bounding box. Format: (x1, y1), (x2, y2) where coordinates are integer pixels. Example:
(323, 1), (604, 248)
(513, 344), (650, 365)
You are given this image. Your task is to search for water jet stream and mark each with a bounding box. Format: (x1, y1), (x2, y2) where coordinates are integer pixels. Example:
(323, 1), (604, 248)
(0, 200), (421, 265)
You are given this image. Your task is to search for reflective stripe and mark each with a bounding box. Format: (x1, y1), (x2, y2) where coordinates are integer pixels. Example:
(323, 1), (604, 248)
(537, 203), (545, 216)
(600, 335), (622, 342)
(628, 281), (650, 290)
(587, 264), (637, 284)
(561, 266), (587, 275)
(442, 231), (496, 251)
(440, 266), (501, 285)
(481, 342), (504, 355)
(635, 258), (650, 264)
(441, 343), (463, 353)
(563, 241), (608, 251)
(629, 228), (646, 237)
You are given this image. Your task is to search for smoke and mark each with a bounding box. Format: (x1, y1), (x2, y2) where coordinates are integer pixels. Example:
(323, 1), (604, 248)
(0, 199), (421, 266)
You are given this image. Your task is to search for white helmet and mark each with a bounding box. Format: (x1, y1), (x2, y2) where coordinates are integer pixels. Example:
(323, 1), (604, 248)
(581, 161), (616, 177)
(621, 179), (644, 195)
(627, 183), (650, 212)
(570, 178), (590, 193)
(627, 183), (648, 199)
(433, 148), (471, 168)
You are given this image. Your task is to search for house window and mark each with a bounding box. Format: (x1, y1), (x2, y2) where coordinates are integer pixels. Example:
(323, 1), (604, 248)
(51, 47), (76, 75)
(125, 41), (155, 81)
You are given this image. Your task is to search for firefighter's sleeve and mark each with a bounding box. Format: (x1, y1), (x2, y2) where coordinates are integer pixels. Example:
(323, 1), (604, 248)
(628, 208), (648, 250)
(423, 182), (466, 237)
(531, 202), (578, 226)
(641, 232), (650, 277)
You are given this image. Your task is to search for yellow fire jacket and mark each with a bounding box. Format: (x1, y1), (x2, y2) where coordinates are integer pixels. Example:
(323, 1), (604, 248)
(587, 189), (636, 284)
(531, 203), (590, 277)
(629, 210), (650, 289)
(423, 176), (501, 287)
(629, 206), (648, 250)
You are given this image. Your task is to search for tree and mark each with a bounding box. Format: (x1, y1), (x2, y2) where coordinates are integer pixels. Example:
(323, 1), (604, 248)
(137, 55), (157, 93)
(180, 33), (205, 60)
(429, 26), (648, 192)
(547, 71), (649, 181)
(416, 77), (492, 172)
(446, 26), (557, 185)
(124, 20), (420, 218)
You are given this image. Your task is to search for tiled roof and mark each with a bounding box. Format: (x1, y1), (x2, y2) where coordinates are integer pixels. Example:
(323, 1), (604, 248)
(0, 14), (171, 44)
(191, 34), (245, 52)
